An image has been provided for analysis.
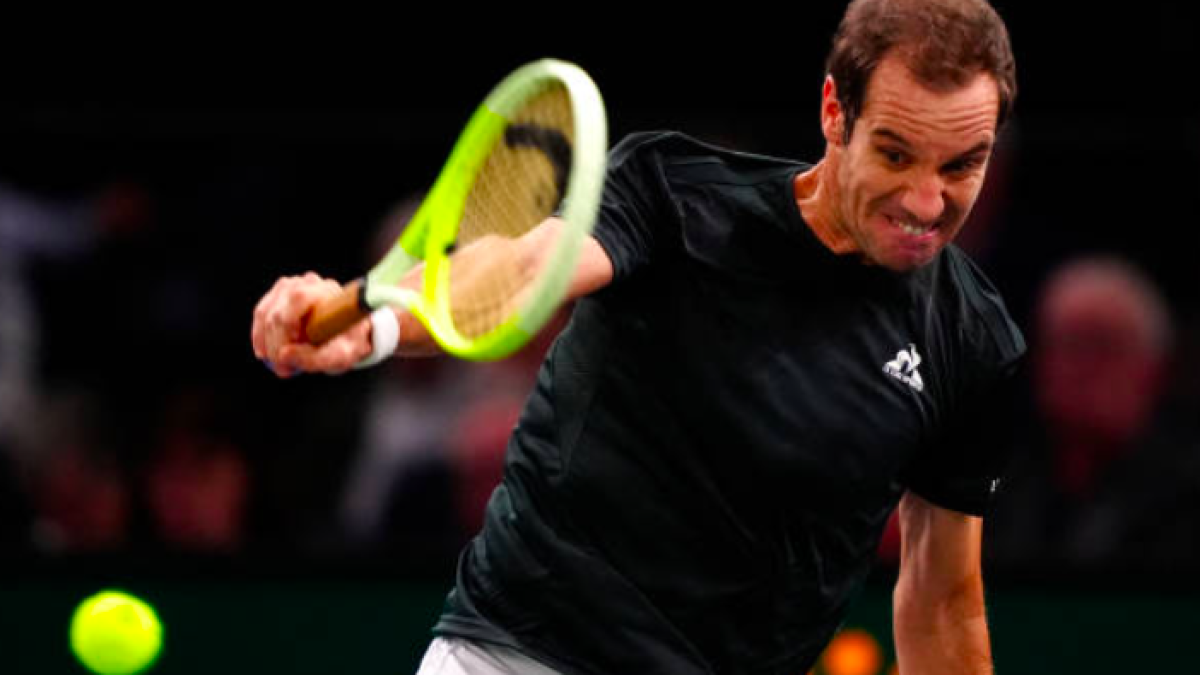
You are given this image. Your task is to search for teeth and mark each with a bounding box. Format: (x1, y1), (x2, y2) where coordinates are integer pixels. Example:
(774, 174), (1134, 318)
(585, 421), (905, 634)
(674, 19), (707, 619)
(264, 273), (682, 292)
(895, 218), (930, 236)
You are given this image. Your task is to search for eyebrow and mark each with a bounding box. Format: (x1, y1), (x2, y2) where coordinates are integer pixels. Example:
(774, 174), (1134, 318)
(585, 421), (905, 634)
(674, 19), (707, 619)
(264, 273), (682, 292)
(872, 128), (993, 161)
(872, 128), (914, 148)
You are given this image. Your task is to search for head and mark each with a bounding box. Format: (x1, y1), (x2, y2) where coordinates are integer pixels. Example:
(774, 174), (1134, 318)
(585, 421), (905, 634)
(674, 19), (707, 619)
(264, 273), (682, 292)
(1034, 257), (1172, 445)
(819, 0), (1016, 271)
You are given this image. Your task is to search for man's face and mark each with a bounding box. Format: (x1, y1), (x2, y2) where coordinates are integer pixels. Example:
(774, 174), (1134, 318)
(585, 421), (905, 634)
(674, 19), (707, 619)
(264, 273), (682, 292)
(828, 54), (999, 272)
(1036, 281), (1163, 443)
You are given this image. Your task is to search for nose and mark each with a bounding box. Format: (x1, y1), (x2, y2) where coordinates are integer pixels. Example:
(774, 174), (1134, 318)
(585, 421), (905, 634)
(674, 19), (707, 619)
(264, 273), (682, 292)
(900, 173), (945, 225)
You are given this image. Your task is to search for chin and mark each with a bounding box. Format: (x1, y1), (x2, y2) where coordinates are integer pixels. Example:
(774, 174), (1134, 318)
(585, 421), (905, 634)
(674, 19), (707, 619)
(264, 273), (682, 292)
(878, 252), (937, 273)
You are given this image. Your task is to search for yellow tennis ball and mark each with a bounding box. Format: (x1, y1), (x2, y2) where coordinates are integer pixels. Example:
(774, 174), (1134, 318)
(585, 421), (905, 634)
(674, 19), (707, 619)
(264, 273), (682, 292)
(70, 590), (164, 675)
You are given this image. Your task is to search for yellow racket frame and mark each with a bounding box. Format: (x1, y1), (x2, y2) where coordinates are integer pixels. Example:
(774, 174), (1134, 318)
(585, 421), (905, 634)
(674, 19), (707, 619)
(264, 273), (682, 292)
(304, 59), (607, 360)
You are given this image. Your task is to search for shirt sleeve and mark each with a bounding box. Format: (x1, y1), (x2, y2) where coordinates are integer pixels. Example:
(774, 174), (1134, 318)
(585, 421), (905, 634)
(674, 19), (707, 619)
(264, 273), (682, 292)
(903, 355), (1026, 517)
(588, 132), (677, 282)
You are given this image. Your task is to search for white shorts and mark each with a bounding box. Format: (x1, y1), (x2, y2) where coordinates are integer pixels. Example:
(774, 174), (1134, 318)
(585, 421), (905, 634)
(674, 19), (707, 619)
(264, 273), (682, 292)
(415, 637), (563, 675)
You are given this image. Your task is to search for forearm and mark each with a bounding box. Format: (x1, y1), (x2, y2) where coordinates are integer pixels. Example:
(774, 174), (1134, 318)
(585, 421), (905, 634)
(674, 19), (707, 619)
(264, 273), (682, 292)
(391, 233), (533, 358)
(393, 217), (612, 358)
(893, 576), (993, 674)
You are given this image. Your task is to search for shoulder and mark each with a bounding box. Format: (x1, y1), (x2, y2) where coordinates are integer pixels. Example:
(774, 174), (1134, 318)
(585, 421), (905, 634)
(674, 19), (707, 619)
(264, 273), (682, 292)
(596, 131), (814, 280)
(609, 130), (717, 161)
(607, 131), (695, 170)
(609, 131), (805, 178)
(934, 246), (1027, 368)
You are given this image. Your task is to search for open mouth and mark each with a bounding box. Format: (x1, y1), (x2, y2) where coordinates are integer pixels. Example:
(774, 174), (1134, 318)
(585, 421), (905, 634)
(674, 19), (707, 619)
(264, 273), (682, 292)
(886, 214), (938, 238)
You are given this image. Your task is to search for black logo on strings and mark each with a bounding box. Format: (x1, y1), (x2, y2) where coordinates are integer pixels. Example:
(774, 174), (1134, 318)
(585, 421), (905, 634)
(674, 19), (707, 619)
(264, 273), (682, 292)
(504, 123), (572, 212)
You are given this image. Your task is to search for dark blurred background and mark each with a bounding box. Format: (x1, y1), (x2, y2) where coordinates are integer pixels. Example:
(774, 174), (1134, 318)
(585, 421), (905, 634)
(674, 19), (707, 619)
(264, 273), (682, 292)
(2, 3), (1199, 673)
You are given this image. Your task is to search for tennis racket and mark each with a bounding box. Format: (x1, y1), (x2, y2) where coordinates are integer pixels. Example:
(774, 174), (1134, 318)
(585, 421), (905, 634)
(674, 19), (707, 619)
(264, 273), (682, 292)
(303, 58), (607, 360)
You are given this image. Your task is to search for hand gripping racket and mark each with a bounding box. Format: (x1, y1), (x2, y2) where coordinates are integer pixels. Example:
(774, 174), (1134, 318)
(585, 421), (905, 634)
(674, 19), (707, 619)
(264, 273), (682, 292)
(304, 58), (607, 360)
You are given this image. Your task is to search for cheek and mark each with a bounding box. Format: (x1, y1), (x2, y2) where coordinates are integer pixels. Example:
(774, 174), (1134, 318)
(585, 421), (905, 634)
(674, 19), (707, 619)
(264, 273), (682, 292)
(844, 163), (900, 211)
(936, 181), (985, 237)
(840, 144), (888, 195)
(952, 177), (986, 213)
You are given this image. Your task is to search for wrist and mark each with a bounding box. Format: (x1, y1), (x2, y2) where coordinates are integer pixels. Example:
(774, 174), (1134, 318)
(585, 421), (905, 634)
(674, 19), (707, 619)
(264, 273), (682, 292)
(354, 307), (400, 369)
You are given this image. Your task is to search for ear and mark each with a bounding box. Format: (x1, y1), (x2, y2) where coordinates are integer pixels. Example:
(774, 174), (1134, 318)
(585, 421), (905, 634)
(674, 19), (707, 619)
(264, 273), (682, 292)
(821, 75), (846, 146)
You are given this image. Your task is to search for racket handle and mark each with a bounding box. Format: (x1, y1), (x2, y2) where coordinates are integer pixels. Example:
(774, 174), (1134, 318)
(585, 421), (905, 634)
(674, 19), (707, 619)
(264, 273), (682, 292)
(305, 278), (370, 344)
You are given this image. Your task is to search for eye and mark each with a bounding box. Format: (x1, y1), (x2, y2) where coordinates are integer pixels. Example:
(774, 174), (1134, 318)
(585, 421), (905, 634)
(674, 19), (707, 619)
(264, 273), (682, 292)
(878, 147), (909, 168)
(944, 155), (986, 177)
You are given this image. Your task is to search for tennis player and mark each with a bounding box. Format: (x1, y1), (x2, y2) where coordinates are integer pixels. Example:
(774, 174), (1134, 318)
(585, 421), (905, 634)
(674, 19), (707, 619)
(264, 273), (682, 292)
(252, 0), (1024, 672)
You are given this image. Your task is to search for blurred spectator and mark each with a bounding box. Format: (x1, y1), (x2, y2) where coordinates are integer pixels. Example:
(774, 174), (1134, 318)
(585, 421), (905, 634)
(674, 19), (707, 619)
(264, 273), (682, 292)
(987, 255), (1200, 574)
(28, 391), (130, 552)
(445, 395), (520, 535)
(0, 181), (99, 467)
(34, 446), (130, 552)
(144, 387), (250, 553)
(362, 325), (561, 569)
(1, 180), (148, 552)
(338, 356), (472, 551)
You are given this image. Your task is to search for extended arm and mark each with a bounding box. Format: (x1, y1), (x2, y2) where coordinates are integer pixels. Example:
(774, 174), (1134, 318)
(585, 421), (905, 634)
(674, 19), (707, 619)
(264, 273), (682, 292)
(892, 491), (994, 674)
(250, 217), (614, 376)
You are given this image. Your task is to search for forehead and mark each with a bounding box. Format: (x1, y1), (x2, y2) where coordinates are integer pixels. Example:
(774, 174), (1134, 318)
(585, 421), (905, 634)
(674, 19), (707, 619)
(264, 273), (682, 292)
(859, 54), (999, 148)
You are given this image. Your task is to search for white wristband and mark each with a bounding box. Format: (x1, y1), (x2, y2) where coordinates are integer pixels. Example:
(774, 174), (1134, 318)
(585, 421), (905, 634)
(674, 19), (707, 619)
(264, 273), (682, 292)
(354, 307), (400, 370)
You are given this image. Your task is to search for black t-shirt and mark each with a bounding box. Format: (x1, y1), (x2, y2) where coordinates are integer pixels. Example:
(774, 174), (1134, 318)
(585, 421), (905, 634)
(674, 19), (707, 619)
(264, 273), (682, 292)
(434, 132), (1026, 674)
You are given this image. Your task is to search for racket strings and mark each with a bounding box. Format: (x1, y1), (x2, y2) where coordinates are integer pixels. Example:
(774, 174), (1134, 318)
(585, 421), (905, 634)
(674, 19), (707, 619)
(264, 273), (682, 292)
(450, 83), (575, 338)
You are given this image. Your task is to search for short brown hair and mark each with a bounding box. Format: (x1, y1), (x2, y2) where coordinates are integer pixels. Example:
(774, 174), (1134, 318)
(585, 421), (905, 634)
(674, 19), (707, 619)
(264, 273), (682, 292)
(825, 0), (1017, 141)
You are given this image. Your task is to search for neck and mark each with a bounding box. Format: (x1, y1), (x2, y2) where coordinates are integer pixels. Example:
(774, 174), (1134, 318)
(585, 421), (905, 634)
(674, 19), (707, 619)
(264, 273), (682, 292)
(794, 154), (860, 256)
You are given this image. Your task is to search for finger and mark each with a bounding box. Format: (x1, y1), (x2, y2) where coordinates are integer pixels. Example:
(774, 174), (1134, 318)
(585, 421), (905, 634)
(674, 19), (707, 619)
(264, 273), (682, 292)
(269, 359), (299, 378)
(254, 273), (347, 370)
(252, 299), (270, 360)
(265, 276), (315, 351)
(279, 324), (369, 375)
(258, 275), (300, 348)
(278, 342), (346, 375)
(251, 279), (287, 359)
(264, 301), (292, 360)
(278, 275), (343, 342)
